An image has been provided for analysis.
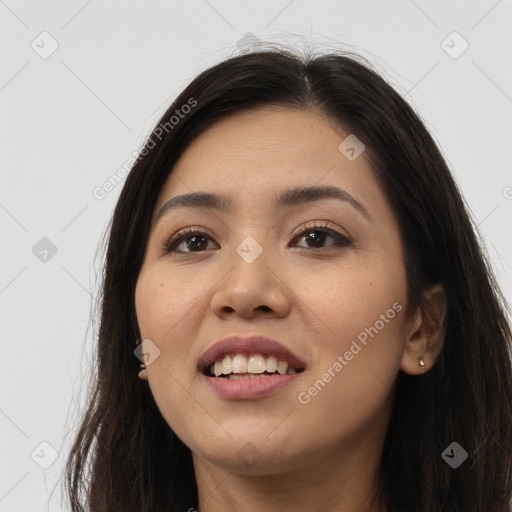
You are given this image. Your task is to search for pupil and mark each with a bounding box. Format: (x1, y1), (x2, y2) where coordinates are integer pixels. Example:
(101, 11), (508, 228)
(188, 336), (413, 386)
(187, 235), (206, 251)
(306, 231), (325, 247)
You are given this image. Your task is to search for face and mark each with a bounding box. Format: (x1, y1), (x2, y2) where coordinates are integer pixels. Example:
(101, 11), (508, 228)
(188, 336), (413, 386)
(135, 106), (411, 475)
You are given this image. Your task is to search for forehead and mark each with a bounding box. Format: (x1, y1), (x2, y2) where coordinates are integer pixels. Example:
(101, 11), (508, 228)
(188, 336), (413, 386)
(153, 106), (383, 218)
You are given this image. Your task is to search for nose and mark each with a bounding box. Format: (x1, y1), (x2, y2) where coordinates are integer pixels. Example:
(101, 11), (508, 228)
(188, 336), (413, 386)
(209, 241), (292, 320)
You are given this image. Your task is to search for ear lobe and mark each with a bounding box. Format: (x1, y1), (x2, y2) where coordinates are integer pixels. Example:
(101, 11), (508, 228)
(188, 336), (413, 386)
(400, 283), (448, 375)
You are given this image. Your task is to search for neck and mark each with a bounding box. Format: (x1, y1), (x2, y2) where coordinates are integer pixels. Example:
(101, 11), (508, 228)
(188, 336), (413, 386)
(193, 430), (388, 512)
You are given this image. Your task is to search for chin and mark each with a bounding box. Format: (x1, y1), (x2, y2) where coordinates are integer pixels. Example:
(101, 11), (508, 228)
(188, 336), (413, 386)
(193, 447), (301, 475)
(189, 429), (306, 475)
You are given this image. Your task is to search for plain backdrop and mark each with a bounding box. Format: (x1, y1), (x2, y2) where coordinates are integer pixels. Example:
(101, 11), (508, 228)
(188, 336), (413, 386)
(1, 1), (511, 510)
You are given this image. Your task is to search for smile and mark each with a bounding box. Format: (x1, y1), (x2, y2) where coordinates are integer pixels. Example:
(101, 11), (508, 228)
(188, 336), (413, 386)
(206, 353), (305, 379)
(198, 335), (307, 398)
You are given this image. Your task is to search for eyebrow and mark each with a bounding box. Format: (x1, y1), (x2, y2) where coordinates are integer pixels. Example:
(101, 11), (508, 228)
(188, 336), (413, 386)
(155, 185), (372, 224)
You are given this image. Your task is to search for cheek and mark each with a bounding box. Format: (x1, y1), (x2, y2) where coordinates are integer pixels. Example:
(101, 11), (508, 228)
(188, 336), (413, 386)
(301, 256), (406, 350)
(135, 268), (208, 436)
(135, 266), (203, 344)
(295, 262), (406, 420)
(134, 268), (200, 401)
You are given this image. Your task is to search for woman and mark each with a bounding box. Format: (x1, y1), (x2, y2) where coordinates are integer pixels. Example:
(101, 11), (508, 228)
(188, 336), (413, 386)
(64, 46), (512, 511)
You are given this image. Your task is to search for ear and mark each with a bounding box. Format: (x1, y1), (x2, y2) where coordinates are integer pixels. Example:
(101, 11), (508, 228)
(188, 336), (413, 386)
(400, 283), (448, 375)
(136, 338), (149, 381)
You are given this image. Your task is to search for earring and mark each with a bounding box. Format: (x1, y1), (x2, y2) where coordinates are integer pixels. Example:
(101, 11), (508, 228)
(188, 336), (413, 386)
(418, 355), (425, 368)
(138, 363), (148, 380)
(135, 337), (148, 380)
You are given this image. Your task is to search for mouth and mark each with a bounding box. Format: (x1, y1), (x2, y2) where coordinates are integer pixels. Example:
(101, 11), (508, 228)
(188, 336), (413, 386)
(203, 352), (306, 379)
(198, 335), (307, 397)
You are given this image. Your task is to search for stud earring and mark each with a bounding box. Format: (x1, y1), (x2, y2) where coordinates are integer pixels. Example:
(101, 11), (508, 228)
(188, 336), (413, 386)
(138, 363), (148, 380)
(135, 337), (148, 380)
(418, 355), (425, 368)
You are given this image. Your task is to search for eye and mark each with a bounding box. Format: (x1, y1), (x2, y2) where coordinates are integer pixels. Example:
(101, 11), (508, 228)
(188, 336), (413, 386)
(290, 222), (351, 250)
(164, 226), (217, 254)
(163, 222), (351, 254)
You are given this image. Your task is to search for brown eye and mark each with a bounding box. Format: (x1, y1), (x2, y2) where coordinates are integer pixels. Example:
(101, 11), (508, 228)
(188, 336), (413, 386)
(292, 223), (351, 250)
(165, 228), (217, 253)
(163, 222), (351, 255)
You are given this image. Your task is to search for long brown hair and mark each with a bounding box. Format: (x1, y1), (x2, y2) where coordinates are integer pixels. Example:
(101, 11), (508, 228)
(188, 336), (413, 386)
(64, 46), (512, 511)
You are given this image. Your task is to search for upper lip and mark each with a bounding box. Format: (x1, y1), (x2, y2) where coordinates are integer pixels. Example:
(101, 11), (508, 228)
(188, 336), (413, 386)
(197, 335), (307, 372)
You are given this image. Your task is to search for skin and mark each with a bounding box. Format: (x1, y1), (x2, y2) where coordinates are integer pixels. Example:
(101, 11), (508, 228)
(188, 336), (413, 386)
(134, 106), (447, 512)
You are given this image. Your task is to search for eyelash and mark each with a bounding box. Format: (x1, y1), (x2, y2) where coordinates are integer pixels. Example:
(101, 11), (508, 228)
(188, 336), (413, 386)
(163, 222), (351, 254)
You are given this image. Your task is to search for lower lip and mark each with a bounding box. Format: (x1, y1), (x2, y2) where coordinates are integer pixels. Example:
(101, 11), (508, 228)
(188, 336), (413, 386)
(201, 372), (302, 399)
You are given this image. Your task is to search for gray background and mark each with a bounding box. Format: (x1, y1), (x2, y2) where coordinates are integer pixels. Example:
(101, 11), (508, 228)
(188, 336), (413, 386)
(1, 1), (511, 510)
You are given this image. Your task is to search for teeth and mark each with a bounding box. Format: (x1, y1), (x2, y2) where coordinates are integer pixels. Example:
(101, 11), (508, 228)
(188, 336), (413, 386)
(277, 360), (288, 375)
(232, 354), (248, 373)
(247, 354), (265, 373)
(221, 355), (232, 375)
(209, 353), (301, 377)
(266, 355), (278, 373)
(228, 373), (269, 380)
